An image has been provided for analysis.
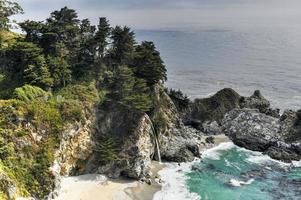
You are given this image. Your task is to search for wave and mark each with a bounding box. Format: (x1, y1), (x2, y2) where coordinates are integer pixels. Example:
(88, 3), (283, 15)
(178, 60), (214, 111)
(228, 178), (255, 187)
(153, 161), (200, 200)
(202, 142), (236, 160)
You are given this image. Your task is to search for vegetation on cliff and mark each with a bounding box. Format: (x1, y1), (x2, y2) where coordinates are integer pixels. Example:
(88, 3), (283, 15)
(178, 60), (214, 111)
(0, 1), (167, 199)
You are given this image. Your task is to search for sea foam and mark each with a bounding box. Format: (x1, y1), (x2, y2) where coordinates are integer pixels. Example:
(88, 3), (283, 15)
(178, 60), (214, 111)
(153, 161), (200, 200)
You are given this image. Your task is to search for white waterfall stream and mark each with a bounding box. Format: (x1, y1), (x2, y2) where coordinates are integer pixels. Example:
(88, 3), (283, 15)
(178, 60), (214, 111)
(150, 122), (162, 163)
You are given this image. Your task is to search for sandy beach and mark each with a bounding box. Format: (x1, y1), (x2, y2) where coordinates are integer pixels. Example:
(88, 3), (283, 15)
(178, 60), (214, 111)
(55, 161), (165, 200)
(55, 135), (229, 200)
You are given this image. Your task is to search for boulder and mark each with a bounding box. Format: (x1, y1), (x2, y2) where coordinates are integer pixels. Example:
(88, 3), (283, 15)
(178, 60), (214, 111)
(222, 108), (301, 162)
(280, 110), (301, 142)
(240, 90), (280, 118)
(182, 88), (279, 133)
(222, 109), (280, 151)
(160, 126), (202, 162)
(183, 88), (241, 128)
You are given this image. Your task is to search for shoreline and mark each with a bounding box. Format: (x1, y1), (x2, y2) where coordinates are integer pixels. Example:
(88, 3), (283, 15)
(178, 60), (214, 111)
(54, 161), (166, 200)
(54, 134), (230, 200)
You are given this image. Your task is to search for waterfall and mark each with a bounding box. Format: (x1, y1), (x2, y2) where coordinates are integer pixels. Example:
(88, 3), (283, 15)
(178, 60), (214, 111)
(150, 121), (162, 163)
(154, 135), (162, 163)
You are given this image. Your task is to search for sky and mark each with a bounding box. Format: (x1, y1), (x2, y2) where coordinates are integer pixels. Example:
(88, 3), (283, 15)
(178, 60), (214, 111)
(12, 0), (301, 30)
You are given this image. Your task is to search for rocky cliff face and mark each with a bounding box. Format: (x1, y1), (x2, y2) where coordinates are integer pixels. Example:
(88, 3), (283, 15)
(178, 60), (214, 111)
(48, 85), (203, 185)
(223, 109), (301, 162)
(182, 89), (280, 134)
(150, 86), (202, 162)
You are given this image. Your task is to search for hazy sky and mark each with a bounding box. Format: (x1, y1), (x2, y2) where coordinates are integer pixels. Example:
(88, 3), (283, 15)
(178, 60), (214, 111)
(13, 0), (301, 30)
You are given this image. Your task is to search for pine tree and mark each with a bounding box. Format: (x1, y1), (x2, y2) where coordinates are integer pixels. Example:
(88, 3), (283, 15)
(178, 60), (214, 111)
(94, 17), (110, 60)
(132, 41), (167, 86)
(107, 26), (135, 67)
(71, 19), (96, 80)
(3, 42), (53, 89)
(19, 20), (44, 43)
(47, 56), (72, 88)
(108, 66), (151, 112)
(46, 7), (80, 53)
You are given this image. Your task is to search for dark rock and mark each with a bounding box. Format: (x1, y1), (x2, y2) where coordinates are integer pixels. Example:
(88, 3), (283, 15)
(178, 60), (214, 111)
(265, 146), (301, 162)
(182, 88), (280, 133)
(222, 108), (301, 162)
(239, 90), (280, 118)
(162, 145), (197, 162)
(281, 110), (301, 142)
(202, 121), (222, 135)
(205, 136), (215, 144)
(222, 109), (280, 151)
(183, 88), (241, 127)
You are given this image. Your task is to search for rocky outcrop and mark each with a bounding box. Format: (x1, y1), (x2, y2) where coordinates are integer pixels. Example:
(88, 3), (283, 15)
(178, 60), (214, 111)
(160, 126), (202, 162)
(183, 89), (280, 134)
(183, 88), (241, 130)
(77, 103), (155, 179)
(54, 118), (96, 176)
(222, 109), (281, 151)
(240, 90), (280, 118)
(223, 109), (301, 162)
(280, 110), (301, 142)
(150, 85), (202, 162)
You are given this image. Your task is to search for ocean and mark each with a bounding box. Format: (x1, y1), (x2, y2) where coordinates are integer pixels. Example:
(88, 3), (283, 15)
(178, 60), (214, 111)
(136, 27), (301, 199)
(154, 142), (301, 200)
(136, 27), (301, 111)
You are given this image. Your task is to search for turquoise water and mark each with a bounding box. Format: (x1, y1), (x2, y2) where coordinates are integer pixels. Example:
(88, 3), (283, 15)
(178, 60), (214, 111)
(186, 144), (301, 200)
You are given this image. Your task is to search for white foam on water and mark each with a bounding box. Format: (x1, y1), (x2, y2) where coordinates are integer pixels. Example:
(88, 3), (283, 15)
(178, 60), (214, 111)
(292, 160), (301, 168)
(154, 142), (237, 200)
(244, 150), (290, 167)
(228, 178), (255, 187)
(153, 161), (200, 200)
(202, 142), (236, 160)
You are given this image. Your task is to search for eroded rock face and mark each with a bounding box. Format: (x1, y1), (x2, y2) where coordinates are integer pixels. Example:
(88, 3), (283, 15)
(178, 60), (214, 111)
(182, 89), (280, 134)
(112, 114), (155, 179)
(183, 88), (241, 130)
(240, 90), (280, 118)
(151, 85), (202, 162)
(160, 126), (202, 162)
(222, 109), (281, 151)
(222, 109), (301, 162)
(280, 110), (301, 142)
(54, 119), (95, 176)
(75, 103), (156, 179)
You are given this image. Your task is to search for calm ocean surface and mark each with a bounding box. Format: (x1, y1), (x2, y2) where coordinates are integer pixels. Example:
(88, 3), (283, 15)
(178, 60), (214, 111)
(136, 27), (301, 111)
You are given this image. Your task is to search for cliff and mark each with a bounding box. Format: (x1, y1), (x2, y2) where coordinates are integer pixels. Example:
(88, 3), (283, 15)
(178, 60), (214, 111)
(0, 83), (300, 199)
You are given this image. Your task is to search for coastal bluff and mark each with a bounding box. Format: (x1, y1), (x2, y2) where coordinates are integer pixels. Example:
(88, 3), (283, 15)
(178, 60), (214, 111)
(1, 86), (300, 199)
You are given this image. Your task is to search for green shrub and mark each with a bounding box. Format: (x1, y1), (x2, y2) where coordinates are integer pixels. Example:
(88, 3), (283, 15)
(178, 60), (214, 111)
(13, 84), (51, 102)
(27, 99), (63, 134)
(94, 137), (120, 165)
(58, 82), (99, 103)
(59, 100), (83, 122)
